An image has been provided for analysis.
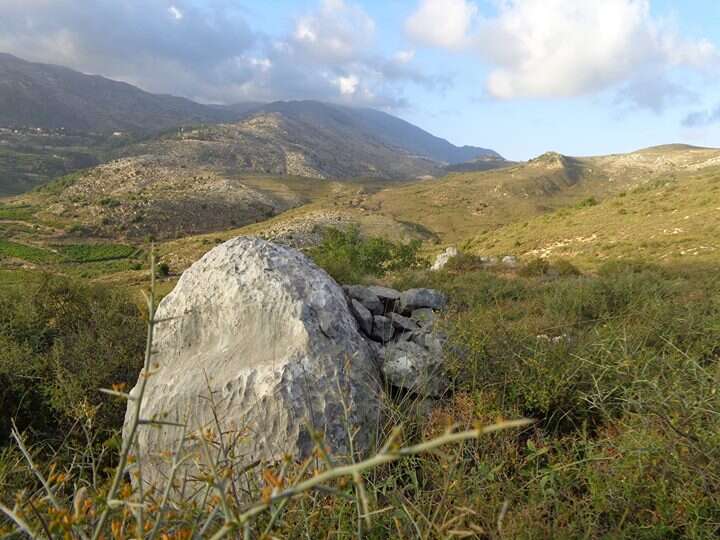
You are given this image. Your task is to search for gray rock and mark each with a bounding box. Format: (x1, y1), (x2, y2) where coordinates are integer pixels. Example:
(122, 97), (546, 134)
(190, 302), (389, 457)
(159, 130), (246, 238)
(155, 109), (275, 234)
(345, 285), (383, 314)
(350, 299), (373, 336)
(400, 288), (448, 312)
(371, 315), (395, 343)
(430, 247), (458, 271)
(391, 312), (419, 332)
(382, 341), (449, 397)
(502, 255), (518, 267)
(367, 286), (401, 302)
(411, 308), (435, 327)
(124, 237), (382, 491)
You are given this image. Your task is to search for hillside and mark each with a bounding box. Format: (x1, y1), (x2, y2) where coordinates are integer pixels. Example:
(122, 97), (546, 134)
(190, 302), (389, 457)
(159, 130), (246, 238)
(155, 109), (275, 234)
(3, 144), (719, 281)
(0, 53), (249, 132)
(0, 55), (503, 197)
(251, 101), (501, 164)
(466, 161), (720, 266)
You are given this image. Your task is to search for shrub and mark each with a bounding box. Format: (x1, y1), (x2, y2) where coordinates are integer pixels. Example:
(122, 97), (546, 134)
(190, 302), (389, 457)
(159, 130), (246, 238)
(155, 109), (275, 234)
(519, 257), (551, 276)
(552, 258), (581, 276)
(444, 252), (486, 272)
(577, 196), (599, 208)
(310, 226), (424, 283)
(0, 277), (145, 442)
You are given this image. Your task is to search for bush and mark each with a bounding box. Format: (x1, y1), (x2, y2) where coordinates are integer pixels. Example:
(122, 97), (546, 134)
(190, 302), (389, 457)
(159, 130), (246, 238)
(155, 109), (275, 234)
(577, 196), (599, 208)
(444, 252), (486, 272)
(0, 277), (145, 442)
(309, 226), (424, 283)
(519, 257), (551, 276)
(552, 258), (581, 276)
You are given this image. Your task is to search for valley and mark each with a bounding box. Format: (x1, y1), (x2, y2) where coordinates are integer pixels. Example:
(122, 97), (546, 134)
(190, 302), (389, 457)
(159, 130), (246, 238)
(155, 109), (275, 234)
(2, 40), (720, 539)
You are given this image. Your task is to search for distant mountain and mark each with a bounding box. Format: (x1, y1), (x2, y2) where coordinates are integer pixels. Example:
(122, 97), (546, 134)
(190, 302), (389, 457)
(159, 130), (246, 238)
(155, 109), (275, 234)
(0, 53), (248, 132)
(0, 54), (503, 195)
(0, 54), (500, 160)
(248, 101), (501, 165)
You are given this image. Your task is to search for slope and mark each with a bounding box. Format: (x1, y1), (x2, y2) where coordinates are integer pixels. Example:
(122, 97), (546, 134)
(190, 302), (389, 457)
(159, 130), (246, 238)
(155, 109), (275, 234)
(0, 53), (248, 132)
(251, 101), (501, 164)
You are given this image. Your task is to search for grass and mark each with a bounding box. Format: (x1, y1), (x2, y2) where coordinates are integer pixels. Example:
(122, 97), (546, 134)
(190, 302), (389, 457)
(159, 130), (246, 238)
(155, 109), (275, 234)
(466, 165), (720, 267)
(2, 251), (720, 537)
(55, 243), (140, 263)
(0, 203), (36, 221)
(0, 239), (61, 264)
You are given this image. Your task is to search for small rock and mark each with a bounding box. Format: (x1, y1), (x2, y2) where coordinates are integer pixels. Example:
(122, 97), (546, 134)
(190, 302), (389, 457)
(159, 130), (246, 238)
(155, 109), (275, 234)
(382, 341), (449, 397)
(350, 299), (373, 335)
(391, 312), (419, 332)
(345, 285), (383, 314)
(431, 247), (458, 271)
(371, 315), (394, 343)
(400, 288), (447, 312)
(502, 255), (518, 267)
(411, 308), (435, 327)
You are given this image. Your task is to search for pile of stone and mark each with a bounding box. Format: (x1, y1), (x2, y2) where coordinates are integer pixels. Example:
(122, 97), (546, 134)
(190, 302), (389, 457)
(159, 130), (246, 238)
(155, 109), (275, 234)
(344, 284), (449, 397)
(124, 237), (452, 487)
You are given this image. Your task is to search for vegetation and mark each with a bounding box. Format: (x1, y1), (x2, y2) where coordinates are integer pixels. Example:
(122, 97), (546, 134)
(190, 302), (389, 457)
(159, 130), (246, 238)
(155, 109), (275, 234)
(1, 240), (719, 537)
(0, 203), (36, 221)
(0, 239), (61, 264)
(388, 259), (720, 537)
(0, 276), (145, 443)
(309, 226), (425, 283)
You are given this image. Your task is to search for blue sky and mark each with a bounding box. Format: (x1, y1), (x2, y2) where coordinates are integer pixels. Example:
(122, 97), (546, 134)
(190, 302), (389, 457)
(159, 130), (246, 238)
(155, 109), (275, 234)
(1, 0), (718, 160)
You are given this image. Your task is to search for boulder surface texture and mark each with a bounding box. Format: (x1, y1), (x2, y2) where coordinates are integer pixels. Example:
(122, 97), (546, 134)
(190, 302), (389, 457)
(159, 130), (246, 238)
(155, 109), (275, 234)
(124, 237), (381, 489)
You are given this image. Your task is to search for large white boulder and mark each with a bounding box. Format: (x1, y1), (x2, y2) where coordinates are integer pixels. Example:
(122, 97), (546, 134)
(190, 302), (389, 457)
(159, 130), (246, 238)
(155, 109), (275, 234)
(124, 237), (382, 489)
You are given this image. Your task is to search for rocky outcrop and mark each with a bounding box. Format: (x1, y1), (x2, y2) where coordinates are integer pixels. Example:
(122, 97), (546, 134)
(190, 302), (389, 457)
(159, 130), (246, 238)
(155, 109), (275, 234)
(124, 237), (382, 490)
(342, 285), (450, 397)
(431, 247), (458, 271)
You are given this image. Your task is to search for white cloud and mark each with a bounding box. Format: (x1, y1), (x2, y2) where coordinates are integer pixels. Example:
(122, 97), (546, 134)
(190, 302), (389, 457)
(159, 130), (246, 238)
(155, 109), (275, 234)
(406, 0), (478, 49)
(0, 0), (439, 108)
(406, 0), (720, 108)
(336, 74), (360, 95)
(293, 0), (375, 62)
(393, 50), (416, 64)
(168, 5), (183, 21)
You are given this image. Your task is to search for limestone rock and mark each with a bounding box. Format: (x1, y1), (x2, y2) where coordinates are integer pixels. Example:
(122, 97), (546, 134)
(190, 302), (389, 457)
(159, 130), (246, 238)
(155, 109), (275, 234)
(124, 237), (382, 490)
(382, 341), (449, 397)
(345, 285), (383, 315)
(350, 299), (373, 336)
(371, 315), (394, 343)
(391, 312), (419, 332)
(411, 308), (435, 327)
(368, 286), (401, 312)
(400, 288), (448, 312)
(368, 286), (401, 302)
(502, 255), (518, 267)
(431, 247), (458, 271)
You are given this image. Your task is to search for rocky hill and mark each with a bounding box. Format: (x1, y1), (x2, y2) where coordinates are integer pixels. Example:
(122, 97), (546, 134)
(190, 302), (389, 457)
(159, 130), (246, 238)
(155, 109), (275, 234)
(0, 53), (254, 132)
(250, 101), (500, 165)
(0, 54), (503, 195)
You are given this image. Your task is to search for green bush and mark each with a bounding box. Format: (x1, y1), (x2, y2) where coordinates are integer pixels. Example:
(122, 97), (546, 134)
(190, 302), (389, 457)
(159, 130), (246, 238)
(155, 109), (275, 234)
(309, 226), (424, 283)
(444, 252), (486, 272)
(0, 277), (145, 442)
(552, 258), (582, 276)
(577, 196), (599, 208)
(519, 257), (551, 276)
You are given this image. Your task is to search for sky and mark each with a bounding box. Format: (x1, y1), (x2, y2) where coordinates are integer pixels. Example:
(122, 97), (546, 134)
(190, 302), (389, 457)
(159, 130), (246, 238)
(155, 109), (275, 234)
(1, 0), (719, 160)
